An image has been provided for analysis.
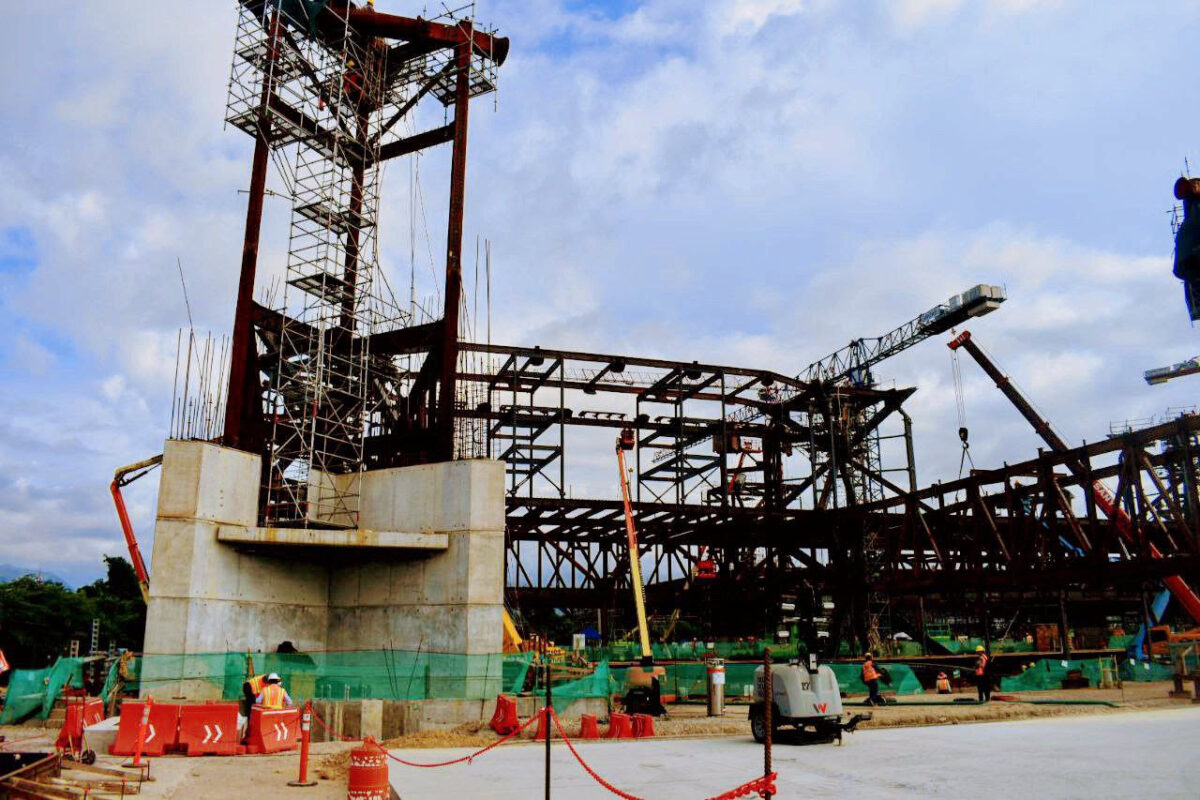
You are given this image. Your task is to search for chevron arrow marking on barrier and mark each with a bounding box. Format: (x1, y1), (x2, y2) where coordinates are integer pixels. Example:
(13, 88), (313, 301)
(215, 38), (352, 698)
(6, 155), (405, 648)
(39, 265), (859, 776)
(273, 722), (291, 742)
(212, 724), (223, 743)
(202, 724), (224, 744)
(145, 724), (157, 744)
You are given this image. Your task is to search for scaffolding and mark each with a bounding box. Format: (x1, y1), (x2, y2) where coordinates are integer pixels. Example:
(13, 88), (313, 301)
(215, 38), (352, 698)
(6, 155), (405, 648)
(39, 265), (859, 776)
(225, 0), (499, 525)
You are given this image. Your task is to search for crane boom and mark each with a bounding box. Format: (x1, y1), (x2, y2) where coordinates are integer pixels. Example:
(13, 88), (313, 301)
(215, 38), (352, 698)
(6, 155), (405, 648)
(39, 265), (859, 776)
(804, 284), (1006, 386)
(948, 330), (1200, 625)
(616, 429), (654, 663)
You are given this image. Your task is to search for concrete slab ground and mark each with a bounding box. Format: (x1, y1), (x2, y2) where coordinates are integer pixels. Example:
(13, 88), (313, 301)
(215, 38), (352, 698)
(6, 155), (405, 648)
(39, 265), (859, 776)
(386, 707), (1200, 799)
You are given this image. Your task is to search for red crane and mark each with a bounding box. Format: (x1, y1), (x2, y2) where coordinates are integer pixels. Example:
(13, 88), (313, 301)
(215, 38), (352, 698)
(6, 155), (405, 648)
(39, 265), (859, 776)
(949, 330), (1200, 625)
(110, 455), (162, 604)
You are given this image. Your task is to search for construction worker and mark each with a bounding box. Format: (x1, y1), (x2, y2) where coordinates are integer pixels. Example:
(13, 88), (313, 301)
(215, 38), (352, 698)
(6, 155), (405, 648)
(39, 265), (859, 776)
(861, 653), (885, 706)
(256, 673), (294, 710)
(241, 672), (268, 718)
(974, 645), (992, 702)
(936, 671), (952, 694)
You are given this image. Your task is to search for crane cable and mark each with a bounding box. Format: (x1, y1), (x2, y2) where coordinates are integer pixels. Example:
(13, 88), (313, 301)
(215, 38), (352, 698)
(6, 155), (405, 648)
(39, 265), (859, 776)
(951, 343), (975, 479)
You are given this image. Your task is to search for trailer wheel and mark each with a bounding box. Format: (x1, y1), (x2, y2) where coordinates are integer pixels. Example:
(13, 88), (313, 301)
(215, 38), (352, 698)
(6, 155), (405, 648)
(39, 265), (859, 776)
(82, 750), (96, 765)
(750, 708), (767, 743)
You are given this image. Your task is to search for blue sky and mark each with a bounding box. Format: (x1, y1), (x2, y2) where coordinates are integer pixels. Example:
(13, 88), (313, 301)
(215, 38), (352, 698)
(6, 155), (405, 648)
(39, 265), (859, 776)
(1, 0), (1199, 585)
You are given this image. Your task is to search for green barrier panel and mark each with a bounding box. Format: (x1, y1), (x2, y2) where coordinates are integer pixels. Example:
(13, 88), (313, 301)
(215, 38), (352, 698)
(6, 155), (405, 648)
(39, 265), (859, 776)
(0, 657), (88, 724)
(997, 657), (1166, 691)
(550, 661), (613, 713)
(829, 663), (923, 696)
(96, 650), (537, 705)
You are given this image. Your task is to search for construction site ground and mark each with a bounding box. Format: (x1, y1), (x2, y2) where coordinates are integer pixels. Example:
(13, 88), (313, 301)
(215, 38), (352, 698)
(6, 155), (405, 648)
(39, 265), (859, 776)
(0, 682), (1191, 798)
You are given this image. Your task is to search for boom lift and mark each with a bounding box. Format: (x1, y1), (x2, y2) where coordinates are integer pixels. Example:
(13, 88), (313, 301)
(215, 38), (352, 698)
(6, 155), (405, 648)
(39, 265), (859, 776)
(110, 455), (163, 604)
(948, 330), (1200, 626)
(615, 427), (667, 716)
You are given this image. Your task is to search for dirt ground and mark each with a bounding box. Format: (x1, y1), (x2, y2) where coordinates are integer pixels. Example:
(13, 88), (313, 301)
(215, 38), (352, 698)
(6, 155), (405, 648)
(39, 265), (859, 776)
(0, 681), (1189, 798)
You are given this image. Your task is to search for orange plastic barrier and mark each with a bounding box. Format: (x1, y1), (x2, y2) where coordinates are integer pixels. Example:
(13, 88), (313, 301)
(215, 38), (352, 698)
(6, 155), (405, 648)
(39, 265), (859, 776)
(632, 713), (655, 738)
(488, 694), (519, 735)
(109, 701), (181, 757)
(177, 702), (240, 756)
(532, 708), (550, 741)
(56, 698), (104, 751)
(245, 707), (300, 754)
(605, 712), (633, 739)
(578, 714), (600, 739)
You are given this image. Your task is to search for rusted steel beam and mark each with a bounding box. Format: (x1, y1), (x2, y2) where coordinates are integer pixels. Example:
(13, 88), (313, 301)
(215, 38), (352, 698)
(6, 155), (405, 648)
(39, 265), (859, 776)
(376, 123), (455, 163)
(346, 6), (510, 66)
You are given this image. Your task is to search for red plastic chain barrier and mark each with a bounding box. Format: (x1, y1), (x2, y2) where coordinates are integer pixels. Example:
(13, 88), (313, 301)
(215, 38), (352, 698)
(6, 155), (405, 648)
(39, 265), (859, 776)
(488, 694), (519, 735)
(547, 708), (777, 800)
(605, 712), (634, 739)
(632, 714), (655, 738)
(379, 708), (547, 768)
(579, 714), (601, 739)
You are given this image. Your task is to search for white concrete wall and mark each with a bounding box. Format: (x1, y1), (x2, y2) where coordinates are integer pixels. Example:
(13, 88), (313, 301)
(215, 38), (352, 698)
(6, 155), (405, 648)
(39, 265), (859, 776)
(142, 443), (506, 701)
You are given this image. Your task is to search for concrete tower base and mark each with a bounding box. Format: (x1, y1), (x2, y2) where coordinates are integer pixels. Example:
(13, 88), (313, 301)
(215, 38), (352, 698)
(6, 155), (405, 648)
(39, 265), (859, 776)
(141, 439), (505, 705)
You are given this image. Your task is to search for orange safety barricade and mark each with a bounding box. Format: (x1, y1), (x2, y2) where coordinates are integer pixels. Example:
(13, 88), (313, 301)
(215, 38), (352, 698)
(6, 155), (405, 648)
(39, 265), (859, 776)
(177, 702), (240, 756)
(632, 713), (655, 738)
(347, 740), (389, 800)
(532, 708), (550, 741)
(578, 714), (600, 739)
(245, 707), (300, 754)
(109, 701), (181, 756)
(56, 698), (104, 752)
(488, 695), (519, 735)
(605, 712), (633, 739)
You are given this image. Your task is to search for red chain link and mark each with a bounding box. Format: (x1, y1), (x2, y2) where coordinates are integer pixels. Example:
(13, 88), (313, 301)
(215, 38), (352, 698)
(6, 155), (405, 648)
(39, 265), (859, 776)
(547, 708), (777, 800)
(373, 708), (546, 768)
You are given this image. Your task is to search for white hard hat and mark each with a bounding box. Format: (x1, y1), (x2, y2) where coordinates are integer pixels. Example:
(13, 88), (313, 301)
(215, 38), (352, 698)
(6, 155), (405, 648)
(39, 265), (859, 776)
(267, 672), (281, 682)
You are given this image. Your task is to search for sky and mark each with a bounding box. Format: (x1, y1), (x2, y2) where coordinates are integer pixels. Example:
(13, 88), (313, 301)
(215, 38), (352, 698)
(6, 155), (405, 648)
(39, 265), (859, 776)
(2, 0), (1199, 586)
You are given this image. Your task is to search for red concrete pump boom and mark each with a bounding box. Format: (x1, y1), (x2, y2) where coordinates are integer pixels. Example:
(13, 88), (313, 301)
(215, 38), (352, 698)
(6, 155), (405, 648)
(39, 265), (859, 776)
(110, 454), (163, 604)
(948, 330), (1200, 625)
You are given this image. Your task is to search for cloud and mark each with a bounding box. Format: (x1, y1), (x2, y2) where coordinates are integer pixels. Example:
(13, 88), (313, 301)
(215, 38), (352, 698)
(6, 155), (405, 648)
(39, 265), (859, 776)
(1, 0), (1199, 582)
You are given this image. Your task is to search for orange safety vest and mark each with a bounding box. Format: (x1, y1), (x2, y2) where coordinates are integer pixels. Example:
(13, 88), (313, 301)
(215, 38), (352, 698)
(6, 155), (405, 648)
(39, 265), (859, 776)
(260, 683), (286, 710)
(936, 674), (951, 691)
(862, 660), (881, 682)
(975, 655), (989, 676)
(246, 674), (267, 694)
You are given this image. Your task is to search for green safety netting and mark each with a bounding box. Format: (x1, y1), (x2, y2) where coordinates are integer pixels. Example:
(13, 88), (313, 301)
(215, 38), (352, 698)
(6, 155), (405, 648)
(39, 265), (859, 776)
(99, 650), (535, 704)
(0, 657), (88, 724)
(546, 661), (614, 713)
(828, 663), (924, 696)
(588, 640), (803, 663)
(998, 657), (1175, 692)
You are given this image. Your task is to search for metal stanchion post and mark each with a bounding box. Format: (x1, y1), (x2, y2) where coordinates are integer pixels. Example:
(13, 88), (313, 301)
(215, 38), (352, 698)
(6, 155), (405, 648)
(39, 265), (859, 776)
(288, 700), (317, 787)
(763, 649), (773, 800)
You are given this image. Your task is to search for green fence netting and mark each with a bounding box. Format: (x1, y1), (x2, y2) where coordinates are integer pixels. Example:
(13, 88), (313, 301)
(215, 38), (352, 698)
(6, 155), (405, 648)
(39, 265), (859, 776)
(93, 650), (535, 705)
(0, 657), (88, 724)
(828, 663), (924, 696)
(998, 657), (1175, 692)
(547, 661), (614, 713)
(589, 640), (803, 663)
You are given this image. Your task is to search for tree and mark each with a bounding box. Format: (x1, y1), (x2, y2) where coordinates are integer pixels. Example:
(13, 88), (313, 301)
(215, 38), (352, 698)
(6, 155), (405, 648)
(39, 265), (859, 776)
(0, 556), (147, 670)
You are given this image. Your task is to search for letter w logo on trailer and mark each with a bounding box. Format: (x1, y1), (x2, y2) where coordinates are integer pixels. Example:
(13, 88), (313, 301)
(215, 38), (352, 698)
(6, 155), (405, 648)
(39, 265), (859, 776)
(813, 702), (828, 714)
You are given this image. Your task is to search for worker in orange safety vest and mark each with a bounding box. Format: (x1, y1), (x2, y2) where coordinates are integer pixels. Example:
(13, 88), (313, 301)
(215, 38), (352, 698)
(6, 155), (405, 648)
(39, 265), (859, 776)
(973, 645), (992, 702)
(936, 671), (952, 694)
(861, 653), (885, 706)
(256, 673), (294, 710)
(241, 672), (268, 718)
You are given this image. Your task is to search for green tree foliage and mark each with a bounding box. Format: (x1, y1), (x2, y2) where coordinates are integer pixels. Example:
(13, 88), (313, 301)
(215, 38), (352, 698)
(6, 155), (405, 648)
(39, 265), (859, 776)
(0, 556), (145, 669)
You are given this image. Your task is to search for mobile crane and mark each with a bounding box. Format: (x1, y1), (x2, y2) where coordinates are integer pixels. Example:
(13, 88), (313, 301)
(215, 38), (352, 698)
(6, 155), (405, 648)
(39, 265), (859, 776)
(615, 427), (667, 716)
(948, 330), (1200, 626)
(110, 454), (163, 604)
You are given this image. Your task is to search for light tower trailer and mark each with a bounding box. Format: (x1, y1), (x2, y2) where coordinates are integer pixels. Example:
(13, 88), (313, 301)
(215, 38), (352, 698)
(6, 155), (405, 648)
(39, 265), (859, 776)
(749, 658), (871, 744)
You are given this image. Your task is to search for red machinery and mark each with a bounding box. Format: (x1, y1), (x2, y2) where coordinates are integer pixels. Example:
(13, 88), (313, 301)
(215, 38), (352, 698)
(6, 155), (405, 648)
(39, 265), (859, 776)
(949, 330), (1200, 624)
(110, 455), (163, 604)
